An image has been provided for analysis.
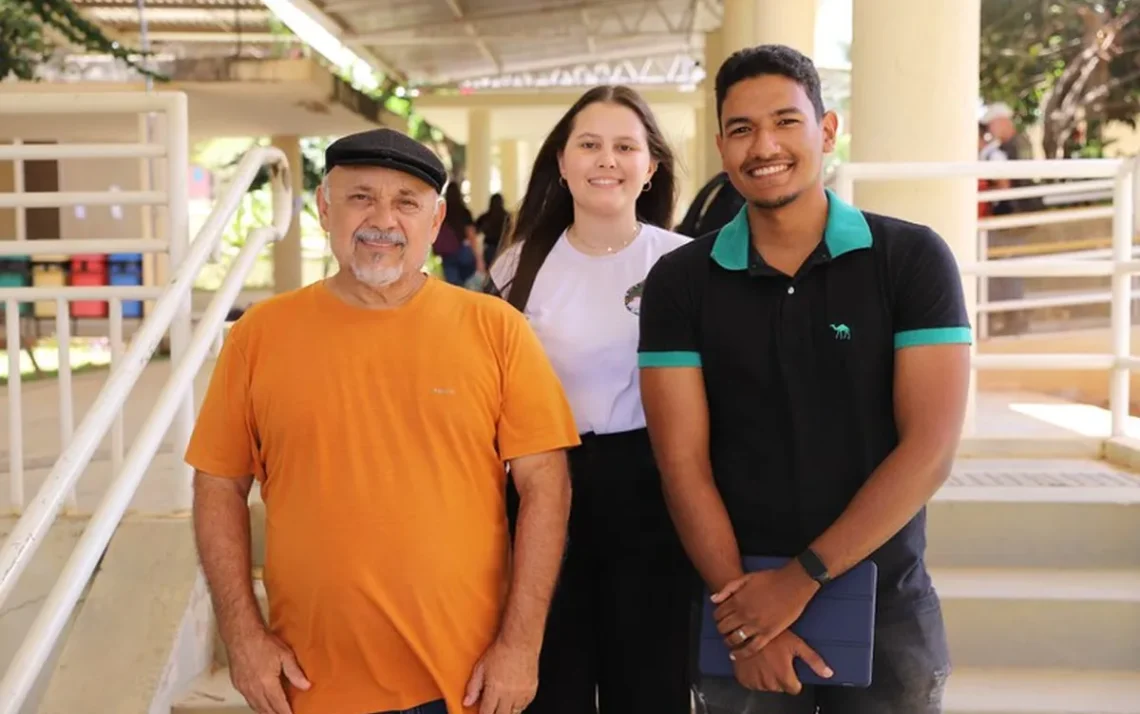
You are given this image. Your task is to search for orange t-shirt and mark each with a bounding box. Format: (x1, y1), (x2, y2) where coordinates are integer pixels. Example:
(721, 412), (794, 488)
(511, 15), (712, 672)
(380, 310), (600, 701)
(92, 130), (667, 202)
(185, 278), (580, 714)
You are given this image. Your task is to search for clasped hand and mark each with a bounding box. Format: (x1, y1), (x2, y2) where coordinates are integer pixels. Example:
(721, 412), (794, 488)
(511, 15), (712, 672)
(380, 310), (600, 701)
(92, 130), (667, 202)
(712, 564), (833, 693)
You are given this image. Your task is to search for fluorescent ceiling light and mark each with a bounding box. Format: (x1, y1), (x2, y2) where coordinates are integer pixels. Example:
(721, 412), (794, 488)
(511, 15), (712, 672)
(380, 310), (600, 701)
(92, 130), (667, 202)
(260, 0), (380, 92)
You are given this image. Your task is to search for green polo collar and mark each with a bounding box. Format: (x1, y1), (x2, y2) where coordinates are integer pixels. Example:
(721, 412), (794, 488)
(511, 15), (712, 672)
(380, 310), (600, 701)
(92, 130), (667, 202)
(710, 188), (873, 271)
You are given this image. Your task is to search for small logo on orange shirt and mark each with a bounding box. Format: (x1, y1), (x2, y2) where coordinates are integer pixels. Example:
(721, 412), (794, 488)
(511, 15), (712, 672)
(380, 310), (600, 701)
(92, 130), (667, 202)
(432, 387), (456, 395)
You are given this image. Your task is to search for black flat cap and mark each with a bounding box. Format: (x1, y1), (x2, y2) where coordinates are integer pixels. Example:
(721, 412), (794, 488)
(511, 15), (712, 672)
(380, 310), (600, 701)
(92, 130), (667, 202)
(325, 128), (448, 193)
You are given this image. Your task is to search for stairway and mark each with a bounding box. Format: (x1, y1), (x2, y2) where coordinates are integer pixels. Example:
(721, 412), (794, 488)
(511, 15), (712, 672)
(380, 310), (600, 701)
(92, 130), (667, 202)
(931, 457), (1140, 713)
(171, 455), (1140, 713)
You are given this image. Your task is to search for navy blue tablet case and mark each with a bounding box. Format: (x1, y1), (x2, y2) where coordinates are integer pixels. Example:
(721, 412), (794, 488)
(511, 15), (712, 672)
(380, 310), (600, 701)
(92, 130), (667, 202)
(697, 556), (878, 688)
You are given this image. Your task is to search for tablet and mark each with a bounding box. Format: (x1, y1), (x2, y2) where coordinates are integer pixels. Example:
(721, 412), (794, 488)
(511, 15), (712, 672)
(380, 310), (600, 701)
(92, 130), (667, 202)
(696, 556), (878, 688)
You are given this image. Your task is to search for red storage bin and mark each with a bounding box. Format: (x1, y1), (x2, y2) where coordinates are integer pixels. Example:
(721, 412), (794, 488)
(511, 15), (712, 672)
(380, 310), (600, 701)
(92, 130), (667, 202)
(70, 254), (109, 318)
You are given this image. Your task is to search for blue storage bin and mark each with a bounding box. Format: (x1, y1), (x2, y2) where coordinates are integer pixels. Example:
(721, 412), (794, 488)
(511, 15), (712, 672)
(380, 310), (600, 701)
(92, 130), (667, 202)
(109, 253), (143, 318)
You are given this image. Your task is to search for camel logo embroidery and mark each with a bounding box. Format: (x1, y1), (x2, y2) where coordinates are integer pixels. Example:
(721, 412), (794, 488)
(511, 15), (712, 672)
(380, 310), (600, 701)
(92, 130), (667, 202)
(830, 323), (852, 340)
(624, 281), (645, 315)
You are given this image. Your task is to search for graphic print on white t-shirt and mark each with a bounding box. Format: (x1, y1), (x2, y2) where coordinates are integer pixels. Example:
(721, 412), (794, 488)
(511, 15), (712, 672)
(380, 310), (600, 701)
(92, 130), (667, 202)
(490, 224), (690, 435)
(623, 280), (645, 315)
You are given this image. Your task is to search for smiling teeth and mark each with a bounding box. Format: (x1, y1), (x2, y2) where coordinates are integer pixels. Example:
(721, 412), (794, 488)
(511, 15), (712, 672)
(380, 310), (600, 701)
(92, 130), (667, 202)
(750, 165), (790, 176)
(589, 178), (621, 186)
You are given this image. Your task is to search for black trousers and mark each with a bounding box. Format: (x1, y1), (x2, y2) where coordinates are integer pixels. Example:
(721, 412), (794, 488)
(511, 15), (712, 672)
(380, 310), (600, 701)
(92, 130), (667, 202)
(509, 428), (697, 714)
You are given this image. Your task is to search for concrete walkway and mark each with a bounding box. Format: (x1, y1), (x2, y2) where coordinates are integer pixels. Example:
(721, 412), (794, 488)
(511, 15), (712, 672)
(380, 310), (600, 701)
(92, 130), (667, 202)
(0, 357), (1132, 514)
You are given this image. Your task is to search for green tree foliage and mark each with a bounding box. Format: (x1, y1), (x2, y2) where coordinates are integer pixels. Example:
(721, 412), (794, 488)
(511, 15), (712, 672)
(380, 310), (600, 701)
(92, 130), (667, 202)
(0, 0), (161, 81)
(981, 0), (1140, 158)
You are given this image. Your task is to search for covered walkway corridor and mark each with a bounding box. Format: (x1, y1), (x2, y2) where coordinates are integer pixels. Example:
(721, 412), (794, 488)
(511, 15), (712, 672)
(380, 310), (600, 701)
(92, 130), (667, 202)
(1, 1), (1139, 713)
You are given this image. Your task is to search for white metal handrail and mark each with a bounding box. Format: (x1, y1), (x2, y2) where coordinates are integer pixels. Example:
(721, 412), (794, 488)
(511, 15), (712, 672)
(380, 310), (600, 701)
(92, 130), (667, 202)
(979, 179), (1115, 204)
(834, 157), (1138, 436)
(978, 204), (1114, 232)
(0, 128), (292, 714)
(1, 93), (193, 517)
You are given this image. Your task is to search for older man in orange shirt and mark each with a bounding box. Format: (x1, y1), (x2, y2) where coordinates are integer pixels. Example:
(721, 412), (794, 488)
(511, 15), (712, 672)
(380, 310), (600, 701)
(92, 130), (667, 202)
(186, 128), (580, 714)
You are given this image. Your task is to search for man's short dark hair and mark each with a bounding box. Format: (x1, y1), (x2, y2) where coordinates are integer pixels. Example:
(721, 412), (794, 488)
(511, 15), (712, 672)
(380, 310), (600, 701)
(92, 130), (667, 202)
(715, 44), (826, 129)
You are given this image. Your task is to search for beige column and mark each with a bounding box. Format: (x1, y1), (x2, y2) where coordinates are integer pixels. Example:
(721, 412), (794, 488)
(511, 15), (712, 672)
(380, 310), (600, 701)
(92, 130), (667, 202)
(497, 139), (521, 208)
(467, 109), (493, 217)
(849, 0), (981, 429)
(720, 0), (755, 56)
(702, 29), (725, 181)
(754, 0), (818, 58)
(676, 136), (698, 222)
(516, 141), (533, 208)
(271, 135), (304, 294)
(692, 106), (708, 193)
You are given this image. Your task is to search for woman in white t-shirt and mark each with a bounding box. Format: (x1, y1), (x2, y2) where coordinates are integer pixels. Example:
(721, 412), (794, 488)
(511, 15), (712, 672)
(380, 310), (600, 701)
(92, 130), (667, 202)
(488, 85), (693, 714)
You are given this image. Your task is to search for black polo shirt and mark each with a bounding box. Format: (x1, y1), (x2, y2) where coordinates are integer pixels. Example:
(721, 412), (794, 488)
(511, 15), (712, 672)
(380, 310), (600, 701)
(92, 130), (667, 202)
(637, 189), (971, 618)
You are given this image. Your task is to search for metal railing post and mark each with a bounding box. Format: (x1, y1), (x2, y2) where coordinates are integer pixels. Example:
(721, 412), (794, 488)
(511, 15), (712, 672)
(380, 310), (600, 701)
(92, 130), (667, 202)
(1111, 163), (1137, 436)
(0, 144), (290, 613)
(162, 94), (196, 503)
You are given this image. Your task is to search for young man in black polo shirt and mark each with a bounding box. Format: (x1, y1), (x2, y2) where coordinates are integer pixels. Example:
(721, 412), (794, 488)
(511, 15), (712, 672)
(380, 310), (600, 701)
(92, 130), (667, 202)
(638, 45), (972, 714)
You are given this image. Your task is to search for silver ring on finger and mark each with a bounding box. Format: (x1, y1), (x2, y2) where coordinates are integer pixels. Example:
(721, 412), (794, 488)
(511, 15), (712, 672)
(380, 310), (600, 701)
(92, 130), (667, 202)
(733, 628), (749, 644)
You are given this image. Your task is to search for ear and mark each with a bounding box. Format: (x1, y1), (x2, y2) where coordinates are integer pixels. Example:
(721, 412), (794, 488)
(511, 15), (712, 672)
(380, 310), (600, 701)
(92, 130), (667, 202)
(821, 110), (840, 154)
(430, 196), (447, 246)
(556, 150), (566, 182)
(715, 132), (727, 173)
(316, 182), (331, 232)
(646, 157), (659, 184)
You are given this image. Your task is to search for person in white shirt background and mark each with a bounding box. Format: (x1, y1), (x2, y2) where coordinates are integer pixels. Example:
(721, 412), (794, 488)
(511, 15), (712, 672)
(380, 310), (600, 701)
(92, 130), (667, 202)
(487, 85), (695, 714)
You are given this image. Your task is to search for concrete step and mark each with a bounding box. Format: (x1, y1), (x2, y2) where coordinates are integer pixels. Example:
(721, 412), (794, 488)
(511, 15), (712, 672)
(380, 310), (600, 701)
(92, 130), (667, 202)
(934, 567), (1140, 670)
(242, 458), (1140, 570)
(929, 458), (1140, 569)
(172, 666), (1140, 714)
(944, 667), (1140, 713)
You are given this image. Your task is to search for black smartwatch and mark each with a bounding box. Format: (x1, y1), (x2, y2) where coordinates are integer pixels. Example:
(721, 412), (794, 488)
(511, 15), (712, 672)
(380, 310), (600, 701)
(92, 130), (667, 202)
(796, 547), (832, 586)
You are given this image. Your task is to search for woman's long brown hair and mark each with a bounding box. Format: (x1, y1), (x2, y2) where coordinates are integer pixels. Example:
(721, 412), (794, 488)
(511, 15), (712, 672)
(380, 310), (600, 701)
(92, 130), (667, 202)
(496, 85), (677, 311)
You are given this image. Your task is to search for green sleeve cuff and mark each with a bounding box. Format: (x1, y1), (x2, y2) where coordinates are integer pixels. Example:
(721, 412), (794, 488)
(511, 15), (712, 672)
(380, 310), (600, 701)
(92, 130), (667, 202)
(894, 327), (973, 349)
(638, 350), (702, 368)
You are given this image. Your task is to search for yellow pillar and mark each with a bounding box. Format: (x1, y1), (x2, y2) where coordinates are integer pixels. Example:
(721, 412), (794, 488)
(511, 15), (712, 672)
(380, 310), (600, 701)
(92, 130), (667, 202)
(692, 107), (707, 194)
(754, 0), (818, 58)
(676, 136), (698, 222)
(467, 109), (492, 217)
(720, 0), (755, 56)
(702, 29), (725, 181)
(849, 0), (981, 429)
(497, 139), (521, 208)
(271, 135), (304, 294)
(516, 141), (533, 209)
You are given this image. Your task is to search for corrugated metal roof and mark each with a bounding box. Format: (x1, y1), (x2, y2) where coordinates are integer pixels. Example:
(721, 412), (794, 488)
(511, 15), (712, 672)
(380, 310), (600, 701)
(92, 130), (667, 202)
(72, 0), (716, 87)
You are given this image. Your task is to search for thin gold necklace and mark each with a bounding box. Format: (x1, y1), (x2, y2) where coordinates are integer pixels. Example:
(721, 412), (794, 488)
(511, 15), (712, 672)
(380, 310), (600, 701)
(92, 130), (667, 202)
(568, 221), (642, 255)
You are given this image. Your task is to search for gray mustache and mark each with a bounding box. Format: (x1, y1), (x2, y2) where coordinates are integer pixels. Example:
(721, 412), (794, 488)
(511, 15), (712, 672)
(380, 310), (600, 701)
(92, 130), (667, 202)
(355, 227), (407, 245)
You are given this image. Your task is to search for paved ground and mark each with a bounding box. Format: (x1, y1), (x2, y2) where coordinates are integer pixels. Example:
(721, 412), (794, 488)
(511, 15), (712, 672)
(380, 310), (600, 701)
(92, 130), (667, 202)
(0, 358), (1134, 514)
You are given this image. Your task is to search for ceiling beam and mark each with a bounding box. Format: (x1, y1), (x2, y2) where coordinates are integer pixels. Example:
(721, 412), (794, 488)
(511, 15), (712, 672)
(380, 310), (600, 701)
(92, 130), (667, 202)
(443, 0), (500, 72)
(261, 0), (408, 84)
(83, 7), (272, 23)
(580, 8), (598, 54)
(354, 30), (695, 45)
(342, 0), (657, 35)
(422, 44), (695, 84)
(123, 31), (302, 44)
(75, 1), (259, 9)
(413, 88), (703, 109)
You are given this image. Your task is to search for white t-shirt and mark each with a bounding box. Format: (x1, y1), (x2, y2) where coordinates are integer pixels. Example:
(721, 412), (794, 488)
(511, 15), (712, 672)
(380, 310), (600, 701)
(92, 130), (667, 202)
(490, 224), (690, 435)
